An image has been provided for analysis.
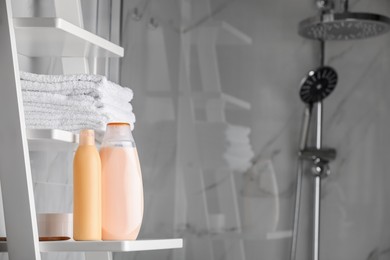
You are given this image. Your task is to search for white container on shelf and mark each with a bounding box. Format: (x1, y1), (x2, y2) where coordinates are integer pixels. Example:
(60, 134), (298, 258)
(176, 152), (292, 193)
(37, 213), (72, 241)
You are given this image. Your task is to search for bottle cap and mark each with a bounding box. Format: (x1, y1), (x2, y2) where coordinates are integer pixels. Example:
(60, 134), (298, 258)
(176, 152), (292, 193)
(103, 122), (133, 143)
(79, 129), (95, 146)
(107, 122), (131, 127)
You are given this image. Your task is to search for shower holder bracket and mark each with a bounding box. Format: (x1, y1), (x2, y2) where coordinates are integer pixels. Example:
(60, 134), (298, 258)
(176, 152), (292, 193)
(299, 147), (336, 162)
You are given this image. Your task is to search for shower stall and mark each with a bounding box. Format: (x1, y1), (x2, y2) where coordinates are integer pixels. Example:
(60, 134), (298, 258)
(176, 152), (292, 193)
(291, 1), (390, 260)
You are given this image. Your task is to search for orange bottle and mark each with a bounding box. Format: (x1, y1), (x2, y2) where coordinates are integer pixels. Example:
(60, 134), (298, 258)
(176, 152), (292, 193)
(100, 122), (144, 240)
(73, 129), (101, 240)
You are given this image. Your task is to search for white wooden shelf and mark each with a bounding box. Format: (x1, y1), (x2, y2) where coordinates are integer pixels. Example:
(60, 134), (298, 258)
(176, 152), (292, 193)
(13, 17), (124, 58)
(221, 93), (251, 110)
(185, 230), (291, 241)
(27, 129), (78, 151)
(217, 21), (253, 45)
(0, 239), (183, 253)
(191, 21), (253, 45)
(143, 91), (251, 111)
(193, 92), (251, 110)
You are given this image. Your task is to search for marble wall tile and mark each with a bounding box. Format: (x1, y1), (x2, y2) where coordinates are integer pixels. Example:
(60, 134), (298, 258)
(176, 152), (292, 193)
(120, 0), (390, 260)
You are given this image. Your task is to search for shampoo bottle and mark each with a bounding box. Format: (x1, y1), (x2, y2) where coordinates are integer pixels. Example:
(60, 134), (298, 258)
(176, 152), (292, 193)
(100, 122), (144, 240)
(73, 129), (101, 240)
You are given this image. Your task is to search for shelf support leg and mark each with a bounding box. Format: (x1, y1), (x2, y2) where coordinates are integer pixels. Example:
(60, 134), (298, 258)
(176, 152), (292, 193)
(85, 252), (113, 260)
(53, 0), (92, 75)
(0, 0), (41, 259)
(54, 0), (84, 28)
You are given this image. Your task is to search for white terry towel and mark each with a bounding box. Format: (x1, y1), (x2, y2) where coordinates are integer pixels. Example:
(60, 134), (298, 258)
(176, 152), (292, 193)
(20, 71), (134, 105)
(25, 112), (108, 132)
(23, 93), (136, 131)
(20, 71), (136, 132)
(22, 91), (133, 115)
(25, 109), (135, 132)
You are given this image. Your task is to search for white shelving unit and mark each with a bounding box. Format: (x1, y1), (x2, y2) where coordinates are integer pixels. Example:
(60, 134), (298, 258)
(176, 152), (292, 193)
(185, 230), (292, 241)
(0, 0), (182, 260)
(13, 17), (124, 58)
(192, 92), (251, 111)
(27, 129), (78, 143)
(143, 91), (251, 111)
(0, 239), (183, 253)
(27, 129), (78, 151)
(190, 21), (252, 46)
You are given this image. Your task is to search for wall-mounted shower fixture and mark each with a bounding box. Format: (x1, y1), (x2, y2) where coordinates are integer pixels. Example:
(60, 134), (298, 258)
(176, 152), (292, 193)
(299, 0), (390, 40)
(290, 66), (338, 260)
(290, 2), (390, 260)
(299, 66), (337, 104)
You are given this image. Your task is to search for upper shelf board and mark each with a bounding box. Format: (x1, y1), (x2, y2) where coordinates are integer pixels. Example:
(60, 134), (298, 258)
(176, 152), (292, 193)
(185, 230), (292, 241)
(192, 92), (251, 110)
(27, 129), (78, 151)
(0, 239), (183, 253)
(218, 21), (253, 45)
(13, 17), (124, 58)
(190, 21), (253, 45)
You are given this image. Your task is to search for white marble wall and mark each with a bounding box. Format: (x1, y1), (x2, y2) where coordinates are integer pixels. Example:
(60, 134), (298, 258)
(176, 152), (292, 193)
(119, 0), (390, 260)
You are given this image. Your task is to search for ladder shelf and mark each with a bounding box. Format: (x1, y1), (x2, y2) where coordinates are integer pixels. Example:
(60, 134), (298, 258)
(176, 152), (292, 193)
(27, 129), (78, 151)
(0, 1), (183, 259)
(0, 239), (183, 253)
(13, 17), (124, 58)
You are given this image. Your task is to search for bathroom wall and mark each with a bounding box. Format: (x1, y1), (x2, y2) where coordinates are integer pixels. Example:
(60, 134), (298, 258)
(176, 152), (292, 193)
(119, 0), (390, 260)
(2, 0), (390, 260)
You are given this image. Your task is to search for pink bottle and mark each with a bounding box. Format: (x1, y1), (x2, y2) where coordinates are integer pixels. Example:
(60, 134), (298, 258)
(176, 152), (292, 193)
(100, 122), (144, 240)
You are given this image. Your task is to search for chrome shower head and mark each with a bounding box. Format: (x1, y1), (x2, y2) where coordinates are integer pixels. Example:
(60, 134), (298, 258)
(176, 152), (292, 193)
(299, 12), (390, 41)
(299, 66), (338, 104)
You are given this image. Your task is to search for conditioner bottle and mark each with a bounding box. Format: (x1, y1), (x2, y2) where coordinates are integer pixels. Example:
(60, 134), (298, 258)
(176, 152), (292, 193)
(73, 129), (101, 240)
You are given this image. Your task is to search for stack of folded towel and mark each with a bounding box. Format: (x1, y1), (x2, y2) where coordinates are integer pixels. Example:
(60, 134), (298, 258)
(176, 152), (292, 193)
(223, 125), (254, 171)
(196, 122), (254, 172)
(20, 71), (135, 132)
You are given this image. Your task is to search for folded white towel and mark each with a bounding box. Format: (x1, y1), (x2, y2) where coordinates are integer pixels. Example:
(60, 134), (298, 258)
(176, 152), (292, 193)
(20, 71), (137, 132)
(20, 71), (134, 105)
(23, 96), (135, 121)
(22, 91), (133, 115)
(225, 125), (251, 139)
(225, 145), (255, 159)
(223, 154), (252, 172)
(23, 91), (102, 108)
(26, 121), (104, 132)
(25, 112), (107, 132)
(25, 110), (135, 132)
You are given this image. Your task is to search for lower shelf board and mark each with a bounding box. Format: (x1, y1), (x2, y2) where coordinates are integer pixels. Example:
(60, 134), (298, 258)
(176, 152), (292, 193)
(0, 239), (183, 253)
(27, 129), (78, 151)
(183, 230), (292, 241)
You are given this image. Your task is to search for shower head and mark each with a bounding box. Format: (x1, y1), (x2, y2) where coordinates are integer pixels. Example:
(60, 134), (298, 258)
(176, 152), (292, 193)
(298, 12), (390, 41)
(299, 66), (338, 104)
